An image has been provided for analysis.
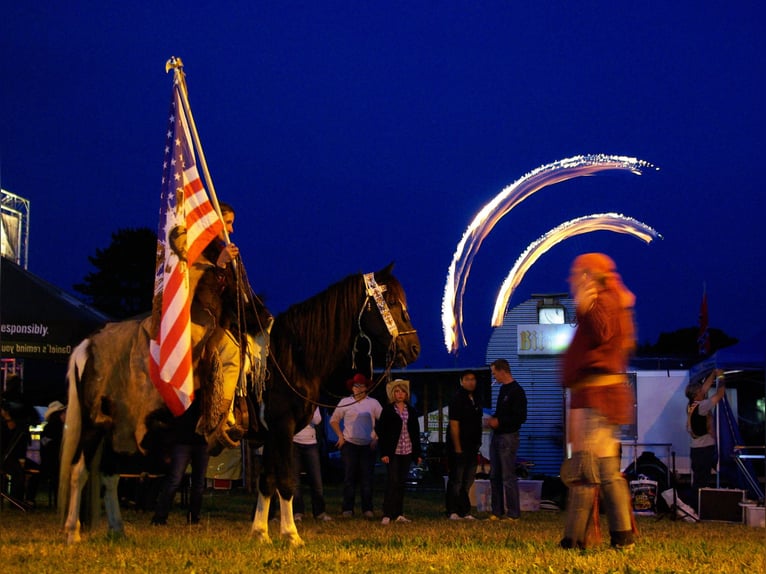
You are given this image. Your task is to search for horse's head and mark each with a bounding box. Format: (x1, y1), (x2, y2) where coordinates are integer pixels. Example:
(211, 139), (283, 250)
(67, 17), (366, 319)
(358, 263), (420, 368)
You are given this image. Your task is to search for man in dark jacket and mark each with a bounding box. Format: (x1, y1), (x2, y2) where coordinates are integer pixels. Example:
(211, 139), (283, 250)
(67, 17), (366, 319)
(446, 370), (483, 520)
(488, 359), (527, 520)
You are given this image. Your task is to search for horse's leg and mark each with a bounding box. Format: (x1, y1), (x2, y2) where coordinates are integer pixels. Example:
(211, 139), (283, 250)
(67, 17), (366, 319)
(102, 474), (125, 538)
(272, 419), (303, 546)
(278, 492), (303, 546)
(250, 490), (272, 543)
(63, 455), (88, 545)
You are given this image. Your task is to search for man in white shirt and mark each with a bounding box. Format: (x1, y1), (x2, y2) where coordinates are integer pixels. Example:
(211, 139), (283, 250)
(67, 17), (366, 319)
(330, 373), (383, 518)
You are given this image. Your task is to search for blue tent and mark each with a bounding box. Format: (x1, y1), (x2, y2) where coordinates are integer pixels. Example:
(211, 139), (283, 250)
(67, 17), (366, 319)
(689, 330), (765, 500)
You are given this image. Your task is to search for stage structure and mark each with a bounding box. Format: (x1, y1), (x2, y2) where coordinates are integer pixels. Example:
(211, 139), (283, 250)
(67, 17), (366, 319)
(1, 188), (30, 269)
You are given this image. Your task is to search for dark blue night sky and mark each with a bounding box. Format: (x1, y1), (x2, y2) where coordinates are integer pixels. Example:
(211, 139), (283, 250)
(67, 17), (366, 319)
(2, 3), (764, 368)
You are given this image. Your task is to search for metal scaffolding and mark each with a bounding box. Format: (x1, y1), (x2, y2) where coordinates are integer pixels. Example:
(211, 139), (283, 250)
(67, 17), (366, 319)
(1, 188), (30, 269)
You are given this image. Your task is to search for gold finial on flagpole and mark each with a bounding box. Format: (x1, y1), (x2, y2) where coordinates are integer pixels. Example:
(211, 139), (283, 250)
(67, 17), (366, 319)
(165, 56), (184, 73)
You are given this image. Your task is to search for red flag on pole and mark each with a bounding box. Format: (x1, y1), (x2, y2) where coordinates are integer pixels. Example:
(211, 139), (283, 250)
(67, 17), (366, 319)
(149, 80), (223, 415)
(697, 284), (710, 356)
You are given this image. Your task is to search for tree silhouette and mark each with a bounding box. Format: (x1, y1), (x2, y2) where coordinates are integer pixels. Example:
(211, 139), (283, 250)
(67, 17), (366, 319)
(637, 326), (738, 358)
(74, 227), (157, 319)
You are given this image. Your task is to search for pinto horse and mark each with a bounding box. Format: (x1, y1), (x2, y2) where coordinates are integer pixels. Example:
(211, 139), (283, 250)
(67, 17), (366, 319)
(250, 263), (419, 545)
(58, 258), (272, 544)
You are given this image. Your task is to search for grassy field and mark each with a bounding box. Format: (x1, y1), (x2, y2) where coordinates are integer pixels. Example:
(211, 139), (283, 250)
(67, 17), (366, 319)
(1, 482), (763, 574)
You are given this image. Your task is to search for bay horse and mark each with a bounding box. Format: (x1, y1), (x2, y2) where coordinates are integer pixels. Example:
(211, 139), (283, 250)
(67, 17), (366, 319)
(250, 263), (419, 545)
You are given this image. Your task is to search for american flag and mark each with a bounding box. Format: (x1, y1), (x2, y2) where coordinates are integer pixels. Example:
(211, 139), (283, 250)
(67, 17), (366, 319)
(149, 81), (223, 415)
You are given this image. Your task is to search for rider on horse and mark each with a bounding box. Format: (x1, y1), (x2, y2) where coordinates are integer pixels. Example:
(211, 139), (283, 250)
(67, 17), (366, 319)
(186, 201), (272, 453)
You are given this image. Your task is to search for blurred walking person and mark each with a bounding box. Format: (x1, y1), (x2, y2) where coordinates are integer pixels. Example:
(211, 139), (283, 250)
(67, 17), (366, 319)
(559, 253), (637, 551)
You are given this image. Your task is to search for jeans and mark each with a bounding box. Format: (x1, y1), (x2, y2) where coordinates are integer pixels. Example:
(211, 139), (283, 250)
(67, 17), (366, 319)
(691, 444), (716, 491)
(341, 442), (376, 513)
(153, 442), (209, 521)
(292, 442), (326, 517)
(490, 432), (520, 518)
(562, 407), (633, 548)
(446, 451), (478, 517)
(382, 453), (412, 519)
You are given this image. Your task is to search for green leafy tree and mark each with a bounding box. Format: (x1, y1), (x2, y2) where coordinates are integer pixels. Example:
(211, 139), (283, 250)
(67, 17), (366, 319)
(74, 227), (157, 319)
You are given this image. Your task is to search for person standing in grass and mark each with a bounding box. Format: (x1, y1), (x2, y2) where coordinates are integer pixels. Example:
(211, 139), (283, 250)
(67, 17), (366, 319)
(559, 253), (637, 551)
(292, 406), (333, 522)
(446, 370), (483, 520)
(685, 368), (726, 495)
(487, 359), (527, 521)
(376, 379), (422, 524)
(330, 373), (382, 518)
(151, 396), (209, 526)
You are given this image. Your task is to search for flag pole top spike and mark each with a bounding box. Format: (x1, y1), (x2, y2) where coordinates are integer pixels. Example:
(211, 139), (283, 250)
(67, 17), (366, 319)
(165, 56), (184, 74)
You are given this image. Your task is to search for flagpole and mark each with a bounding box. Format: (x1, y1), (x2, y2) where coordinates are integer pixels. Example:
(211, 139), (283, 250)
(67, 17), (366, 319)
(165, 57), (248, 305)
(165, 57), (230, 244)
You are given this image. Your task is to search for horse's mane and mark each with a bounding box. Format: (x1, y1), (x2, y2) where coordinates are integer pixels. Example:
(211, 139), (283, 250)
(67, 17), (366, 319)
(269, 272), (365, 382)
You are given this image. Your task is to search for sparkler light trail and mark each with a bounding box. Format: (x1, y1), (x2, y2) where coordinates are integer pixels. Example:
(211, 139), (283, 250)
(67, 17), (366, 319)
(490, 213), (662, 327)
(441, 154), (657, 353)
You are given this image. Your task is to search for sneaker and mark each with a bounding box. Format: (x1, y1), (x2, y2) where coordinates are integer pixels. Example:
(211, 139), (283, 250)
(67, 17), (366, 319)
(363, 510), (374, 518)
(341, 511), (353, 518)
(294, 513), (303, 522)
(381, 516), (391, 525)
(449, 513), (462, 520)
(613, 543), (635, 553)
(315, 513), (333, 522)
(395, 515), (411, 523)
(463, 514), (477, 520)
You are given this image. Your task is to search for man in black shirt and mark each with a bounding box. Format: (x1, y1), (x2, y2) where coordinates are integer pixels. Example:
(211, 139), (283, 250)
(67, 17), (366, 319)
(446, 370), (483, 520)
(488, 359), (527, 520)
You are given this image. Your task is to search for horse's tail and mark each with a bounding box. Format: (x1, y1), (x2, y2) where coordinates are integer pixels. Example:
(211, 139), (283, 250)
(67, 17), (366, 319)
(58, 338), (88, 521)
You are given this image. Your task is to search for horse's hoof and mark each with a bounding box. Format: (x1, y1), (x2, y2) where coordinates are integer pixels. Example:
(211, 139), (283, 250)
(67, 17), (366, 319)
(106, 529), (126, 541)
(287, 534), (305, 547)
(66, 532), (82, 545)
(250, 529), (272, 544)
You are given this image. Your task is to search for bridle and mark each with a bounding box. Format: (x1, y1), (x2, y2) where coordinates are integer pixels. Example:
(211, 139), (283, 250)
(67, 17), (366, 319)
(352, 273), (416, 386)
(269, 272), (417, 409)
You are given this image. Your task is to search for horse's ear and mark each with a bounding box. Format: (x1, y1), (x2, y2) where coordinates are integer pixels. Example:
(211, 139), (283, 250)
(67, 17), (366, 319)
(377, 261), (395, 280)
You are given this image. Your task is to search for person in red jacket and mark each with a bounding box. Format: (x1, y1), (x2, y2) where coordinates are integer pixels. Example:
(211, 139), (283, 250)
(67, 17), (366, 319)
(559, 253), (636, 552)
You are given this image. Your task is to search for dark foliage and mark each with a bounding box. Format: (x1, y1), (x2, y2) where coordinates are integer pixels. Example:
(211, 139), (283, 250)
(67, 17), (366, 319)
(73, 227), (157, 319)
(636, 326), (738, 358)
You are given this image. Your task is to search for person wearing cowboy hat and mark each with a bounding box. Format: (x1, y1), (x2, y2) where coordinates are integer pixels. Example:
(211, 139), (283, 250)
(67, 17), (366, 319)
(330, 373), (383, 518)
(376, 379), (422, 524)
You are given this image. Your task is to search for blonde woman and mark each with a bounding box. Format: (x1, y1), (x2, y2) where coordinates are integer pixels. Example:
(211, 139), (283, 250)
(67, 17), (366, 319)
(376, 379), (422, 524)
